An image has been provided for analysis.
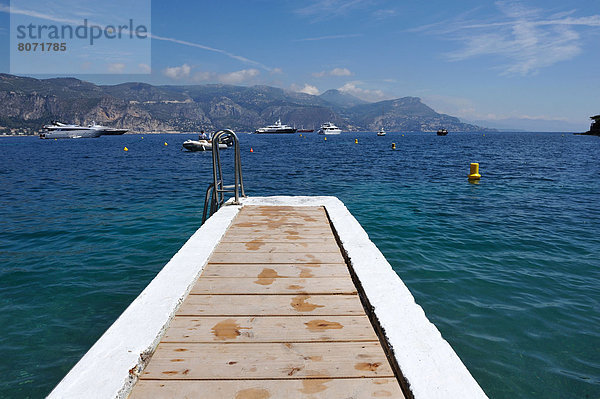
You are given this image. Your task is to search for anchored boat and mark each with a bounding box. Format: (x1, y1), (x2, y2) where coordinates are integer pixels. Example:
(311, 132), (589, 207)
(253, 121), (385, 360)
(40, 121), (127, 139)
(318, 122), (342, 135)
(255, 119), (297, 134)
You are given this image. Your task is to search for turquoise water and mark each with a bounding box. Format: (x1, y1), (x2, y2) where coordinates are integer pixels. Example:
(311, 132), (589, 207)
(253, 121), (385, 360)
(0, 132), (598, 398)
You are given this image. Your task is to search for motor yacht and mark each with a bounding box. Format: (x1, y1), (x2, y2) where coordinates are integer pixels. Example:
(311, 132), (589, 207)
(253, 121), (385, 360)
(40, 121), (128, 139)
(254, 119), (297, 134)
(317, 122), (342, 135)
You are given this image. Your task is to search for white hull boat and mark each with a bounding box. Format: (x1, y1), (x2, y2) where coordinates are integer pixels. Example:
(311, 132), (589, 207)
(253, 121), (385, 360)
(182, 139), (227, 152)
(318, 122), (342, 135)
(40, 121), (128, 139)
(255, 118), (297, 134)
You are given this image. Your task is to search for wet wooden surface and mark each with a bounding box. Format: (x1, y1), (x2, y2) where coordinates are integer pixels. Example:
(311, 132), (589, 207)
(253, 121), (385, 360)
(129, 206), (404, 398)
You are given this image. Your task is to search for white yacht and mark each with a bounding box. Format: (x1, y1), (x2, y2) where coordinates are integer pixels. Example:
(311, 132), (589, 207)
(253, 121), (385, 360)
(254, 118), (297, 134)
(40, 121), (127, 139)
(317, 122), (342, 135)
(377, 126), (386, 136)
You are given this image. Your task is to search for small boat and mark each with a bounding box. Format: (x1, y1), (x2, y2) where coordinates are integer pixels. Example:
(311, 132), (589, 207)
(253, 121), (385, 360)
(318, 122), (342, 135)
(255, 119), (297, 134)
(377, 107), (386, 136)
(437, 129), (448, 136)
(182, 139), (228, 152)
(297, 127), (314, 133)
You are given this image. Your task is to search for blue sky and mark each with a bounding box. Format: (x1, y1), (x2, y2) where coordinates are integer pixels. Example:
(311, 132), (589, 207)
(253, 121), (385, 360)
(0, 0), (598, 130)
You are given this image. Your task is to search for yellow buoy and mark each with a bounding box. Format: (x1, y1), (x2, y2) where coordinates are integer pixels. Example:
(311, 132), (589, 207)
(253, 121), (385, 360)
(141, 136), (144, 139)
(392, 143), (396, 150)
(355, 139), (358, 144)
(324, 137), (327, 141)
(124, 147), (129, 151)
(468, 163), (481, 180)
(402, 134), (404, 137)
(164, 142), (168, 146)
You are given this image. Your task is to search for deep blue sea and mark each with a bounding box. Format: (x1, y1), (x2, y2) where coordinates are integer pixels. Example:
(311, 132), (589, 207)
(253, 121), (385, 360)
(1, 131), (599, 398)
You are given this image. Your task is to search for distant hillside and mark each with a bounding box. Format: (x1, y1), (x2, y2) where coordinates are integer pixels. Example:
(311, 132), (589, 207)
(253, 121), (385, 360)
(468, 117), (586, 132)
(319, 89), (367, 109)
(0, 73), (492, 134)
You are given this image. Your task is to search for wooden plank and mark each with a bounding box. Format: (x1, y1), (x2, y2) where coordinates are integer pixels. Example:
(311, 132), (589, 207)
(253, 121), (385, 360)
(140, 342), (394, 379)
(208, 252), (345, 264)
(220, 234), (338, 244)
(221, 232), (334, 241)
(235, 214), (328, 220)
(233, 217), (328, 224)
(190, 277), (357, 295)
(234, 213), (329, 220)
(130, 378), (404, 399)
(214, 242), (341, 253)
(177, 295), (366, 316)
(240, 205), (325, 214)
(201, 264), (350, 278)
(231, 221), (329, 231)
(224, 226), (333, 233)
(162, 315), (378, 343)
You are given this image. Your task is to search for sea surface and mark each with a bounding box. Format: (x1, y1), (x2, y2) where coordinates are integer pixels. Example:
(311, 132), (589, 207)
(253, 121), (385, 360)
(0, 131), (599, 398)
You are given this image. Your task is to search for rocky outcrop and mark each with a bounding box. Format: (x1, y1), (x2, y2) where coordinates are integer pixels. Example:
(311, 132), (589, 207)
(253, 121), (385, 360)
(575, 115), (600, 136)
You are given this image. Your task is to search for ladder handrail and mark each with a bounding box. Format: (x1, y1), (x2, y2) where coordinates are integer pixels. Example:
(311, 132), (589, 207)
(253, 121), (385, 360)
(202, 130), (245, 224)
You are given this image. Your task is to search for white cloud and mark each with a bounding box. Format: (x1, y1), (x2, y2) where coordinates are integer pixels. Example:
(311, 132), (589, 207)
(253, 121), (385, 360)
(339, 82), (385, 101)
(163, 64), (191, 80)
(414, 1), (600, 75)
(107, 63), (126, 73)
(218, 69), (260, 84)
(193, 71), (216, 82)
(138, 63), (151, 73)
(330, 67), (352, 76)
(300, 84), (320, 95)
(312, 67), (352, 78)
(188, 68), (260, 84)
(291, 84), (320, 95)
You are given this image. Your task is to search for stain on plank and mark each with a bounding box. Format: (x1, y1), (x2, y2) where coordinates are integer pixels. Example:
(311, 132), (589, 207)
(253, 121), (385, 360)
(211, 319), (250, 340)
(291, 295), (324, 312)
(305, 319), (344, 332)
(254, 268), (279, 285)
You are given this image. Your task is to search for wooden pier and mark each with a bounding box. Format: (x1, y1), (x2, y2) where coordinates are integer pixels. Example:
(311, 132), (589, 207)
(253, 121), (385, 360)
(129, 205), (404, 398)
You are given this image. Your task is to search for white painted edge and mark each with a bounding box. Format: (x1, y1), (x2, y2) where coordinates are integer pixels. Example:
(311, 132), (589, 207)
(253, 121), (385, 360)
(47, 204), (242, 399)
(239, 196), (489, 399)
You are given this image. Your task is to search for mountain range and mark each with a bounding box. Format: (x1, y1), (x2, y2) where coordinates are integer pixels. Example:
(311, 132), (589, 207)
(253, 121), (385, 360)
(0, 74), (493, 134)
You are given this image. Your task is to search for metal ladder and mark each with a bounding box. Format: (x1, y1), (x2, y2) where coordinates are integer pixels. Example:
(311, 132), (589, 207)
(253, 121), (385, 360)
(202, 129), (245, 224)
